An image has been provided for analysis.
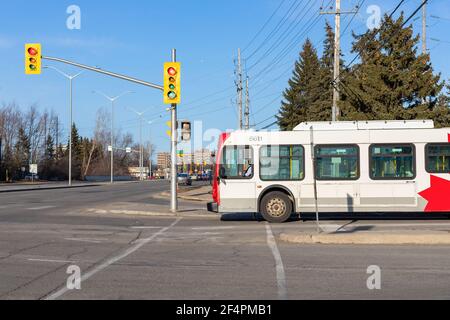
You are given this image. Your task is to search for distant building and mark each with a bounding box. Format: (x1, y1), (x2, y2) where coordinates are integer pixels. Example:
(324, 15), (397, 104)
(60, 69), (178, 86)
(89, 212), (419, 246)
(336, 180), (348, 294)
(128, 167), (150, 178)
(193, 149), (212, 166)
(157, 152), (171, 170)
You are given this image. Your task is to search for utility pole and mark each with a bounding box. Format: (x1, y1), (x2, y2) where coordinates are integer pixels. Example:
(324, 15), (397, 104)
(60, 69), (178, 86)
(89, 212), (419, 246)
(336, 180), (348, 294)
(422, 0), (427, 55)
(235, 48), (243, 130)
(244, 76), (250, 130)
(320, 0), (358, 122)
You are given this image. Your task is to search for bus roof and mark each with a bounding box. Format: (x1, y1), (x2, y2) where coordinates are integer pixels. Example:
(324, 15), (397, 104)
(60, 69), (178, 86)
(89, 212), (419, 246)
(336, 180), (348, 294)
(293, 120), (435, 131)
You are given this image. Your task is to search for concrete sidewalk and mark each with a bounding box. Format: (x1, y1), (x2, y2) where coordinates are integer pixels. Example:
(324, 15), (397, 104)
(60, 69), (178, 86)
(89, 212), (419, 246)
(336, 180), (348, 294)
(0, 182), (101, 193)
(0, 180), (151, 193)
(280, 227), (450, 245)
(155, 185), (212, 202)
(85, 201), (216, 218)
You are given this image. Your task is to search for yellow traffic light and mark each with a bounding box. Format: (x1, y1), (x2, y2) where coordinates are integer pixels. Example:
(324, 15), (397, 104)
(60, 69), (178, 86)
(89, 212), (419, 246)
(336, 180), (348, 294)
(164, 62), (181, 104)
(25, 44), (42, 75)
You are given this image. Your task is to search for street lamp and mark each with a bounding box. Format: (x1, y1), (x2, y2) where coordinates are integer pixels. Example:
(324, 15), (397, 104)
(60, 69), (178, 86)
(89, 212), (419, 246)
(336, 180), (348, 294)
(125, 107), (154, 181)
(146, 120), (154, 180)
(93, 90), (134, 184)
(44, 66), (83, 186)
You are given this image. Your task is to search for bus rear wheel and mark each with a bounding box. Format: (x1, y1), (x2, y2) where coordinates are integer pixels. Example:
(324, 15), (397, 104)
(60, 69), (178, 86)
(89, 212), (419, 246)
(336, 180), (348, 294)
(260, 191), (292, 223)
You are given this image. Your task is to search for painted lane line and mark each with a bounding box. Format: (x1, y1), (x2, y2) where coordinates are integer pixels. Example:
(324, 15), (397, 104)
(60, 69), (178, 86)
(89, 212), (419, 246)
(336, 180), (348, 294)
(130, 226), (164, 230)
(64, 238), (107, 244)
(28, 259), (75, 264)
(27, 206), (56, 211)
(265, 223), (288, 300)
(44, 217), (182, 300)
(191, 226), (235, 231)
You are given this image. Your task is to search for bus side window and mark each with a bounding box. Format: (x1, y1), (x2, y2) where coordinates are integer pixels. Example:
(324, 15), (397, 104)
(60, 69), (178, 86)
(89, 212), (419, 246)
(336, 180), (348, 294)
(370, 144), (416, 180)
(220, 145), (254, 179)
(425, 143), (450, 174)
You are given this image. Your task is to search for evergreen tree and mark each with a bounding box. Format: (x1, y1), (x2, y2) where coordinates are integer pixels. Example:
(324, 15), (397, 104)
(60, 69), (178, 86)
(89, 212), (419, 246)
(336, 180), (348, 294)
(14, 127), (30, 170)
(311, 22), (339, 121)
(341, 13), (443, 121)
(45, 134), (55, 161)
(432, 82), (450, 128)
(70, 124), (83, 180)
(277, 39), (321, 130)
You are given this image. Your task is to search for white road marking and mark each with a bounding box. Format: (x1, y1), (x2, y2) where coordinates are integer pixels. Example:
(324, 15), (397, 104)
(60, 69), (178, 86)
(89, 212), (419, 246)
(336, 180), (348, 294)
(28, 259), (75, 264)
(27, 206), (56, 211)
(64, 238), (107, 244)
(191, 226), (235, 231)
(44, 217), (182, 300)
(130, 226), (163, 230)
(265, 223), (288, 300)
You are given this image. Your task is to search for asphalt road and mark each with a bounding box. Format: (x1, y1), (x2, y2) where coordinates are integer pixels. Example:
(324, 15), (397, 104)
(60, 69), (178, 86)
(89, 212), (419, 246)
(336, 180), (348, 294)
(0, 181), (449, 300)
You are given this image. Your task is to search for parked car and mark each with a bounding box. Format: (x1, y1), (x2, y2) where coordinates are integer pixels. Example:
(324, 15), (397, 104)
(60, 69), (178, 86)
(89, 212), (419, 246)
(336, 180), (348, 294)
(177, 173), (192, 186)
(24, 174), (39, 181)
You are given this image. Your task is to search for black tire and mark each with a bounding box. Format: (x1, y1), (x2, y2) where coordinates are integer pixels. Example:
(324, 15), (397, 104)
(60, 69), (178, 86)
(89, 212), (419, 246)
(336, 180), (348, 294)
(260, 191), (293, 223)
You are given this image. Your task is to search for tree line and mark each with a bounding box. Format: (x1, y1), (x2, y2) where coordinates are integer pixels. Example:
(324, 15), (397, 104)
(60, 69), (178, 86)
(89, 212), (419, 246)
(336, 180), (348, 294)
(277, 14), (450, 130)
(0, 103), (153, 182)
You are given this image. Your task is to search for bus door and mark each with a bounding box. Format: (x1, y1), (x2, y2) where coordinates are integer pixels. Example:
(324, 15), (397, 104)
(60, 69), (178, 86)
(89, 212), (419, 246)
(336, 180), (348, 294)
(218, 145), (256, 212)
(359, 144), (418, 210)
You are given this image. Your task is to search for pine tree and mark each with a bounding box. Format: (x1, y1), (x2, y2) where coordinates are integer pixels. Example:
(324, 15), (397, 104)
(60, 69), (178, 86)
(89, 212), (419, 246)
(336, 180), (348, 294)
(342, 13), (443, 121)
(277, 39), (321, 130)
(311, 22), (338, 121)
(14, 127), (30, 169)
(70, 124), (83, 180)
(45, 134), (55, 161)
(432, 82), (450, 128)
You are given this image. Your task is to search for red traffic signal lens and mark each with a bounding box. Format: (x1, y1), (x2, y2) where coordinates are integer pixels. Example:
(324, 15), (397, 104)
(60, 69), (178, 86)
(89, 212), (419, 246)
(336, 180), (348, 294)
(28, 47), (38, 56)
(167, 67), (177, 76)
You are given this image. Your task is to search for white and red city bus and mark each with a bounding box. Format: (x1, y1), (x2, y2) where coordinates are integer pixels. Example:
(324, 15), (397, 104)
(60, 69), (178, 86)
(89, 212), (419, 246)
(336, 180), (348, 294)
(208, 120), (450, 223)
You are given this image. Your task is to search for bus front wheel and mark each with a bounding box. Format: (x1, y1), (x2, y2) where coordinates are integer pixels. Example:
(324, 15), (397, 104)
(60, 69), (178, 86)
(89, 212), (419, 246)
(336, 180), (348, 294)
(260, 191), (292, 223)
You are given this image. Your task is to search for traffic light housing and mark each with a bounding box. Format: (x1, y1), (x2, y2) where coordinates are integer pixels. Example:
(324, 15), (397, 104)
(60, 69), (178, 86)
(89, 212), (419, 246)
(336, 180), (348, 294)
(164, 62), (181, 104)
(25, 44), (42, 75)
(181, 120), (191, 142)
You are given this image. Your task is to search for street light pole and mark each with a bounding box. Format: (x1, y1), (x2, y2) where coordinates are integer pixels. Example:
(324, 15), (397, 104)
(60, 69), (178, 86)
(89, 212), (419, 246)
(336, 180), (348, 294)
(111, 99), (114, 184)
(93, 90), (134, 184)
(125, 107), (154, 181)
(44, 66), (83, 186)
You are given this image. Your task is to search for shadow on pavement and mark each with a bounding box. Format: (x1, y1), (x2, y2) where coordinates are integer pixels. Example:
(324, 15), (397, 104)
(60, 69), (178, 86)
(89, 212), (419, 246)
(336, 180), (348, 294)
(300, 212), (450, 221)
(220, 212), (450, 223)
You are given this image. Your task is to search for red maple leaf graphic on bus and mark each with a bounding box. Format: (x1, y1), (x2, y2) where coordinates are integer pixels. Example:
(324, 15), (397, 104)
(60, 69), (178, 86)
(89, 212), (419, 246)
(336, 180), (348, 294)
(418, 133), (450, 212)
(419, 176), (450, 212)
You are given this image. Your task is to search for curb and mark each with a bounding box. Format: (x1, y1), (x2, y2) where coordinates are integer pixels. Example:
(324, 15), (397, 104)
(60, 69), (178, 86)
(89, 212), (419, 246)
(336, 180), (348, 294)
(279, 232), (450, 245)
(0, 184), (101, 193)
(87, 208), (218, 219)
(156, 191), (210, 202)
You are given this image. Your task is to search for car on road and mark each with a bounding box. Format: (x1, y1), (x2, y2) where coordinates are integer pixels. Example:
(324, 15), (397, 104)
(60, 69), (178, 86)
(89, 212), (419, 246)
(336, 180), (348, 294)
(24, 174), (39, 181)
(177, 173), (192, 186)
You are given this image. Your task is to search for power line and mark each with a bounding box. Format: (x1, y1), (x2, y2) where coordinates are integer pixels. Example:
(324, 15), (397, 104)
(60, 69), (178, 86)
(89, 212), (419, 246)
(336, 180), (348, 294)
(242, 0), (288, 53)
(245, 0), (304, 61)
(250, 0), (333, 85)
(247, 0), (316, 71)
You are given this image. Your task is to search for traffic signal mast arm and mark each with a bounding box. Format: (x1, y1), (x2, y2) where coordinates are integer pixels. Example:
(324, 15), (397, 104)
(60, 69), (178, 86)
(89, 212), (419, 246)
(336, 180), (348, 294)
(41, 55), (164, 91)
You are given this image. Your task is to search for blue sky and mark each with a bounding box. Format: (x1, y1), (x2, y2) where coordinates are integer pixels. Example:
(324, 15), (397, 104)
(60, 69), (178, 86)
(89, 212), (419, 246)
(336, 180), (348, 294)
(1, 0), (450, 154)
